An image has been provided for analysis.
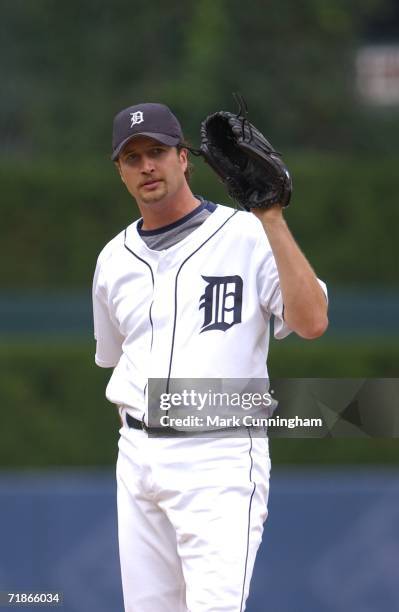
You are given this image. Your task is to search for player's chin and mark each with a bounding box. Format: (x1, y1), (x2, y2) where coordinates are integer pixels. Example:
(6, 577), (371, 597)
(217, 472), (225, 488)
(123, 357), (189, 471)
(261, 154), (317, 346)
(140, 183), (167, 204)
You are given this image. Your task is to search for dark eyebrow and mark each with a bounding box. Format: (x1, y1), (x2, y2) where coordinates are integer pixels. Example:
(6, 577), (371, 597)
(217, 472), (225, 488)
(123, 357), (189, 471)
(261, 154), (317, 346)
(123, 144), (167, 157)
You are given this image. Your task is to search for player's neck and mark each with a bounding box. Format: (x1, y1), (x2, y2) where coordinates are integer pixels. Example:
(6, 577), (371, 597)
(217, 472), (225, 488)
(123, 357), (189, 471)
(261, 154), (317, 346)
(139, 185), (200, 231)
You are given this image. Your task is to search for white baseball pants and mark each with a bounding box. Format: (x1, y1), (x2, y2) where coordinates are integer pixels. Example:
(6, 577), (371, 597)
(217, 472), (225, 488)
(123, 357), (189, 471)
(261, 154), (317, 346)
(116, 421), (271, 612)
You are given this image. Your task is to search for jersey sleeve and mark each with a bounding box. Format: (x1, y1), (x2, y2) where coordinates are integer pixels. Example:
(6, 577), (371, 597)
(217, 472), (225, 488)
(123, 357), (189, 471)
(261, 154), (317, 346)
(254, 229), (328, 340)
(92, 258), (124, 368)
(256, 242), (292, 340)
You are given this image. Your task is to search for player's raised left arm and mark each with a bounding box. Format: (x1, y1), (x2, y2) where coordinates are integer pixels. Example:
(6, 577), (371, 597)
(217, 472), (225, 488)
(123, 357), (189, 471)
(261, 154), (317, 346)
(252, 206), (328, 340)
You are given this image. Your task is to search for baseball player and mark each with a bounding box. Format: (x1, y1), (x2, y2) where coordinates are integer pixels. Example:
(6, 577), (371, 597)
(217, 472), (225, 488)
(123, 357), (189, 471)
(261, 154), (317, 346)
(92, 102), (328, 612)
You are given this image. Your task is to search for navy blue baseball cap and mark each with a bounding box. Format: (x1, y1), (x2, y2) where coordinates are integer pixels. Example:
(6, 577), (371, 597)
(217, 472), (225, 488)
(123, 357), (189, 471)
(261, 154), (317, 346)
(111, 103), (183, 161)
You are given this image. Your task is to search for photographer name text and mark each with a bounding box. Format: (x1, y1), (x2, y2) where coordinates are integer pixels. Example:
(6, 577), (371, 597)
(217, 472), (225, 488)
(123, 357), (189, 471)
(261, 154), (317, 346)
(159, 414), (323, 429)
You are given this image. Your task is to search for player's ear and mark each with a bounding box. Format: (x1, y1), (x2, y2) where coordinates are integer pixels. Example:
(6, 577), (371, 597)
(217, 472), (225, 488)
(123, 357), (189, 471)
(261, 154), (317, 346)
(114, 160), (126, 184)
(178, 147), (188, 172)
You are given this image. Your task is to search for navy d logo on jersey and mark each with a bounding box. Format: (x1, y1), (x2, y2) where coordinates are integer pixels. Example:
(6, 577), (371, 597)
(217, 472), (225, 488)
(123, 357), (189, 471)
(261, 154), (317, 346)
(199, 275), (243, 333)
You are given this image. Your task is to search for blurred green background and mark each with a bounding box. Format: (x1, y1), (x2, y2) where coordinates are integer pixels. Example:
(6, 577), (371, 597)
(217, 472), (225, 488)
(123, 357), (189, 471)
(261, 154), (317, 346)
(1, 0), (398, 467)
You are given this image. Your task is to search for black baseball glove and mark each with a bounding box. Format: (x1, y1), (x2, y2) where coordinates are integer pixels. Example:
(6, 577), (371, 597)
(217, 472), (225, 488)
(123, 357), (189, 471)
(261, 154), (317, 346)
(199, 96), (292, 211)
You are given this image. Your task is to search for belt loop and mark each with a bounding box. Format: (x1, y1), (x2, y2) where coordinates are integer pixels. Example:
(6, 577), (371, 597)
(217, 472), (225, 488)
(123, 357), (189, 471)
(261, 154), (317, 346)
(117, 405), (124, 427)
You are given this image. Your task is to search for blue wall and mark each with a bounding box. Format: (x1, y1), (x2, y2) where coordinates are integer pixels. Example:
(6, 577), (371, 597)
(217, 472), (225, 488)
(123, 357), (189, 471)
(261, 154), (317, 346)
(1, 290), (398, 336)
(1, 469), (398, 612)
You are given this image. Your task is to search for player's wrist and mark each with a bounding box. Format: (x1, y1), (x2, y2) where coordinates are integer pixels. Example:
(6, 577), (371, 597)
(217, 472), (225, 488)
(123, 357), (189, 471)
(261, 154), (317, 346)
(251, 205), (285, 224)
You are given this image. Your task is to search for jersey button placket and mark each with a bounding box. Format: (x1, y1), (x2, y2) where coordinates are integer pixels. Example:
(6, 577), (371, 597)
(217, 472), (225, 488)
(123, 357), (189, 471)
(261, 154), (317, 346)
(148, 255), (177, 380)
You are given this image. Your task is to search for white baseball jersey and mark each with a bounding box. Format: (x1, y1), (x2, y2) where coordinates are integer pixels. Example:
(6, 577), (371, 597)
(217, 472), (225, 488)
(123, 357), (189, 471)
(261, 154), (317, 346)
(93, 201), (327, 612)
(93, 203), (299, 419)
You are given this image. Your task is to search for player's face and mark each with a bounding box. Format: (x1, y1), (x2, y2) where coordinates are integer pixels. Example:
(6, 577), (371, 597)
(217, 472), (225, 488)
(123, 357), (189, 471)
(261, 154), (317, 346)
(116, 136), (188, 206)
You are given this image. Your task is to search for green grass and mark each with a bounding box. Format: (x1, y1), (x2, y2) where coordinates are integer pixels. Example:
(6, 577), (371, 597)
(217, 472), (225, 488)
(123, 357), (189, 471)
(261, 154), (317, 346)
(0, 338), (398, 467)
